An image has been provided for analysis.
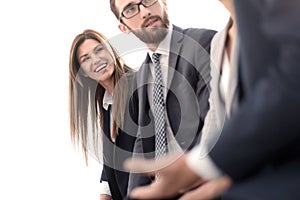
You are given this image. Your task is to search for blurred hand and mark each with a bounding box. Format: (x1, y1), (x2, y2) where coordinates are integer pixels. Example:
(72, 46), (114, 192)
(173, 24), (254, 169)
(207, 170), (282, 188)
(99, 194), (113, 200)
(179, 175), (232, 200)
(124, 153), (205, 199)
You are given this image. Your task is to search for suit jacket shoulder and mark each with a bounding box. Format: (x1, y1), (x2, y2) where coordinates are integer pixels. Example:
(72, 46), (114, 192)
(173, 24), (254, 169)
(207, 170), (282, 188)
(178, 25), (216, 52)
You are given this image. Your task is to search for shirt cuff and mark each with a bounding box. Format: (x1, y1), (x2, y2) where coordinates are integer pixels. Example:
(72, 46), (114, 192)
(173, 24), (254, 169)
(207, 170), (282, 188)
(99, 181), (111, 196)
(186, 145), (223, 180)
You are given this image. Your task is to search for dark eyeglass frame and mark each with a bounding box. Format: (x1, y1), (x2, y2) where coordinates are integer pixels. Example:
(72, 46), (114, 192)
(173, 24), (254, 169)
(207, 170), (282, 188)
(118, 0), (158, 21)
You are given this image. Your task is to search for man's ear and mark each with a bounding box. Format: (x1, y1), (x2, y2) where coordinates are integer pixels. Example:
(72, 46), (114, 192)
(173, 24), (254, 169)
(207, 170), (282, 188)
(118, 23), (130, 33)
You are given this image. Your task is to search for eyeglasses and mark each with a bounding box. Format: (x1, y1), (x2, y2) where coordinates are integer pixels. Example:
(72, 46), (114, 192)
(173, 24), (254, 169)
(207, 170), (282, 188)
(119, 0), (158, 20)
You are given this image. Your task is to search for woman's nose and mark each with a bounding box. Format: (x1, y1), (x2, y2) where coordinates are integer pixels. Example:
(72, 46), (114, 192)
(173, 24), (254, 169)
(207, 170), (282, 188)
(92, 55), (101, 66)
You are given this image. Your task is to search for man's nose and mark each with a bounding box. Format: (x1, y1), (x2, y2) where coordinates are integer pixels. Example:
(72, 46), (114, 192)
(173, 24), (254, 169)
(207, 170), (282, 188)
(139, 4), (151, 19)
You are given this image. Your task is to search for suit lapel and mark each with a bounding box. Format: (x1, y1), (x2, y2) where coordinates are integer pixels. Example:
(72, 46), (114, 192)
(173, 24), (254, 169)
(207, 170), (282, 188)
(210, 24), (228, 128)
(167, 25), (184, 92)
(211, 19), (240, 119)
(137, 55), (151, 105)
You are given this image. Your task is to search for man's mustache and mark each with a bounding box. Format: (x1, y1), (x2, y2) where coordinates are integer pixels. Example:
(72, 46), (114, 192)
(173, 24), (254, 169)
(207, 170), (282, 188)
(141, 16), (162, 29)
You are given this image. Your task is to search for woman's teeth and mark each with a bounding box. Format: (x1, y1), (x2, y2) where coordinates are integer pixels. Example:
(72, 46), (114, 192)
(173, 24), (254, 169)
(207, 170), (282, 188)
(95, 64), (107, 72)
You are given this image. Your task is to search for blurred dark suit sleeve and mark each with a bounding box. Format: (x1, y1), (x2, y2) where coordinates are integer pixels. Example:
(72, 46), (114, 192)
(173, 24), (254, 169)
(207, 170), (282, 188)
(209, 0), (300, 199)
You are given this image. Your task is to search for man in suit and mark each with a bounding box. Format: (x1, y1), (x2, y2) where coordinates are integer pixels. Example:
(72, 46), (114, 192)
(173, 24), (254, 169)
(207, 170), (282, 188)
(124, 0), (300, 199)
(107, 0), (216, 197)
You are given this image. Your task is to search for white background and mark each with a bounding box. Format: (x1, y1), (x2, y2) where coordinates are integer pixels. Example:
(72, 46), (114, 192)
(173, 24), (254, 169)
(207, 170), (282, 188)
(0, 0), (228, 199)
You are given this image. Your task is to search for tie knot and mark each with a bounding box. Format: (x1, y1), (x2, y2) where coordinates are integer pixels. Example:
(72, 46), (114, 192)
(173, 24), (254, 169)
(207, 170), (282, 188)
(152, 53), (161, 64)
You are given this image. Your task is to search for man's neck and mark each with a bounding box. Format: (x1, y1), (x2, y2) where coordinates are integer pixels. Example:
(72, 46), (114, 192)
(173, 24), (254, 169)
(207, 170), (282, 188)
(147, 43), (160, 52)
(146, 24), (173, 52)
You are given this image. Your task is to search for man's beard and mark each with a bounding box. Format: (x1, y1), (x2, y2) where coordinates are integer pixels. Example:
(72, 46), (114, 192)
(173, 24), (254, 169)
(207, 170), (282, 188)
(128, 11), (170, 44)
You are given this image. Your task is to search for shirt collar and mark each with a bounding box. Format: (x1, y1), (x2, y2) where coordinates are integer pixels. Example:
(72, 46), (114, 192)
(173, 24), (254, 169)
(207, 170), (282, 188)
(148, 24), (173, 61)
(102, 90), (113, 111)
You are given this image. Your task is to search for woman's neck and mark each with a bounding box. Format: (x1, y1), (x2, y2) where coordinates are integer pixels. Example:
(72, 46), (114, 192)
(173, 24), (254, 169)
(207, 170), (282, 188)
(100, 78), (114, 95)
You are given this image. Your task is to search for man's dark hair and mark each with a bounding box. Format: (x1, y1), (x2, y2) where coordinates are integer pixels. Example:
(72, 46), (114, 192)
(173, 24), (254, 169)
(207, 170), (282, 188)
(110, 0), (119, 19)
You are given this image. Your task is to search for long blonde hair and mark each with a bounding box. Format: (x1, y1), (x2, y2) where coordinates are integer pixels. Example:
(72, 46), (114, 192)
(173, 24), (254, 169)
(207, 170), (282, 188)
(69, 29), (133, 164)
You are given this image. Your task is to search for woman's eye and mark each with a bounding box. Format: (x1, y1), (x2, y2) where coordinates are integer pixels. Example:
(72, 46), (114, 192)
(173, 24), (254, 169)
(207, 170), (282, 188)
(95, 46), (104, 54)
(82, 56), (90, 63)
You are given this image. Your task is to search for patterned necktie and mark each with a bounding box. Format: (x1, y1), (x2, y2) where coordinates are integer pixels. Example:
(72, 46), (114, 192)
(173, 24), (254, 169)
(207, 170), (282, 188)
(152, 53), (167, 159)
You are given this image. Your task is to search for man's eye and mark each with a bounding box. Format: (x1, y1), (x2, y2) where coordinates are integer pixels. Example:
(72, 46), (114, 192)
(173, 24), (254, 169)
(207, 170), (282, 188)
(125, 5), (137, 15)
(143, 0), (154, 6)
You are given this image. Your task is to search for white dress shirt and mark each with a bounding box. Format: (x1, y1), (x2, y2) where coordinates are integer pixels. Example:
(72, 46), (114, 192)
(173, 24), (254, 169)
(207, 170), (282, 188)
(220, 50), (231, 101)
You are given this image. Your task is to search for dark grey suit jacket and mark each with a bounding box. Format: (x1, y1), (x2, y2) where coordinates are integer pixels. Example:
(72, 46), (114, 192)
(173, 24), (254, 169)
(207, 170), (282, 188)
(126, 25), (216, 193)
(209, 0), (300, 199)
